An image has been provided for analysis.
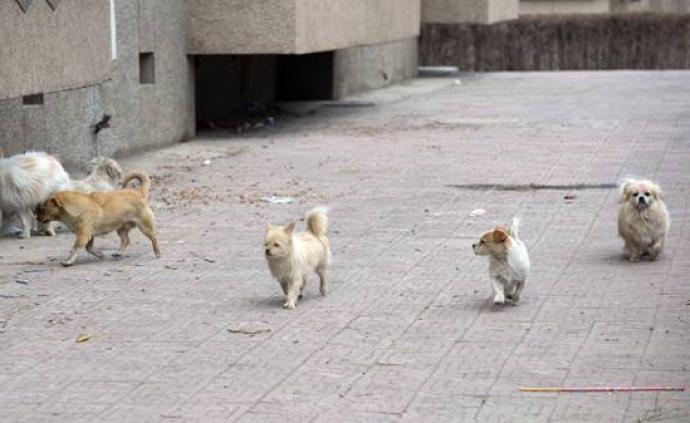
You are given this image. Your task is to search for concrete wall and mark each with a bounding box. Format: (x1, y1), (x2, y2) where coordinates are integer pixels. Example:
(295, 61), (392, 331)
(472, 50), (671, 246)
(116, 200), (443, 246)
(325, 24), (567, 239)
(0, 0), (110, 100)
(186, 0), (421, 54)
(333, 37), (419, 99)
(520, 0), (611, 15)
(423, 0), (519, 24)
(294, 0), (421, 54)
(0, 0), (195, 170)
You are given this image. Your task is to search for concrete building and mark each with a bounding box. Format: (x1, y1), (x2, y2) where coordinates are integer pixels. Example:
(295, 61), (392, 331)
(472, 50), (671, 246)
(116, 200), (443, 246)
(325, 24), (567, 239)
(422, 0), (519, 24)
(0, 0), (420, 169)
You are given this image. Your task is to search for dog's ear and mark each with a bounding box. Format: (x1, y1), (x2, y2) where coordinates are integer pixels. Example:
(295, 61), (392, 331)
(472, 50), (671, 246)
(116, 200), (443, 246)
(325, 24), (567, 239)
(266, 222), (273, 232)
(50, 197), (63, 209)
(53, 195), (82, 218)
(284, 222), (296, 234)
(493, 228), (508, 243)
(619, 180), (634, 204)
(650, 183), (663, 200)
(106, 161), (122, 182)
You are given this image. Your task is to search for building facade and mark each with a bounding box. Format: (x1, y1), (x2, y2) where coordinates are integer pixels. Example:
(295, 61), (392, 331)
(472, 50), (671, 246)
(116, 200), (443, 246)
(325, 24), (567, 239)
(0, 0), (421, 169)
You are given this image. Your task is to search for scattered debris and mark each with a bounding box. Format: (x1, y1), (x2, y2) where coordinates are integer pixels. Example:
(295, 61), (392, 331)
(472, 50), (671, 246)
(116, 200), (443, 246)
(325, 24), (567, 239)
(15, 279), (28, 285)
(164, 265), (178, 270)
(76, 334), (91, 343)
(469, 208), (487, 217)
(453, 79), (462, 85)
(202, 159), (212, 166)
(227, 324), (271, 336)
(519, 386), (687, 393)
(564, 194), (577, 201)
(262, 196), (295, 205)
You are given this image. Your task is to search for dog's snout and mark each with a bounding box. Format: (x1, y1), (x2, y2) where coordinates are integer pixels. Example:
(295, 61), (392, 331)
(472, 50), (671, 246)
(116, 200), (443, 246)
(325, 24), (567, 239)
(265, 249), (271, 256)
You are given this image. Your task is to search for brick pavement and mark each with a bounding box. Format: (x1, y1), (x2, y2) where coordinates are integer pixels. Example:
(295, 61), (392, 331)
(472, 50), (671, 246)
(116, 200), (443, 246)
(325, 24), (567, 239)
(1, 72), (689, 422)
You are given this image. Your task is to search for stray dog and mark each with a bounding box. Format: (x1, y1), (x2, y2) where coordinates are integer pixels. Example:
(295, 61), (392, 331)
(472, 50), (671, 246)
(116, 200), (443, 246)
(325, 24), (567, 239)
(264, 207), (330, 309)
(36, 171), (161, 266)
(472, 217), (530, 305)
(618, 179), (670, 262)
(69, 157), (123, 193)
(0, 151), (70, 238)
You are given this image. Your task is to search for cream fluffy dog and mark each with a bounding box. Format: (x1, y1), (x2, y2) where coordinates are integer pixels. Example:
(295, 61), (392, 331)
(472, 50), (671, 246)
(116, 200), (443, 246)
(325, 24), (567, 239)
(0, 153), (124, 238)
(36, 171), (161, 266)
(472, 217), (530, 305)
(0, 151), (70, 238)
(264, 207), (330, 309)
(618, 179), (670, 262)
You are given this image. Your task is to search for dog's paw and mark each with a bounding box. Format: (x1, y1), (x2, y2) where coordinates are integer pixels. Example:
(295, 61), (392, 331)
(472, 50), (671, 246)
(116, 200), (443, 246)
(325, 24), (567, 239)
(112, 252), (123, 258)
(282, 301), (296, 310)
(493, 295), (505, 305)
(629, 255), (641, 263)
(320, 288), (328, 297)
(61, 261), (74, 267)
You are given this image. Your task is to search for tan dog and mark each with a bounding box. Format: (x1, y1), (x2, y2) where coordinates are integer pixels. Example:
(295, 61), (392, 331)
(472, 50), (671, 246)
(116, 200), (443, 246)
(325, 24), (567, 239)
(472, 217), (530, 305)
(618, 179), (670, 262)
(36, 171), (161, 266)
(264, 207), (330, 309)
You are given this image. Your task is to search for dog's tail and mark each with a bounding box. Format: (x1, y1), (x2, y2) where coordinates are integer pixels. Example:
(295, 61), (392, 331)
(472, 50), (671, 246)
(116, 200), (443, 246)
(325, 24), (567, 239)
(508, 216), (520, 240)
(305, 207), (328, 237)
(121, 171), (151, 199)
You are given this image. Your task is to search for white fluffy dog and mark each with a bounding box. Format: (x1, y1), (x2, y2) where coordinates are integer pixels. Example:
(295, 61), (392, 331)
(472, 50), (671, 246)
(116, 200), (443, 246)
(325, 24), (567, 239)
(264, 207), (330, 309)
(0, 152), (70, 238)
(618, 179), (670, 262)
(472, 217), (530, 305)
(0, 153), (124, 238)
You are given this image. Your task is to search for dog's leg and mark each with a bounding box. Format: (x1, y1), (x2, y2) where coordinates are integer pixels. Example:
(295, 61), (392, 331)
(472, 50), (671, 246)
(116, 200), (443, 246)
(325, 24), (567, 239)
(317, 265), (328, 296)
(137, 212), (161, 258)
(511, 280), (525, 304)
(283, 277), (302, 310)
(492, 277), (506, 305)
(299, 276), (307, 299)
(625, 239), (641, 262)
(279, 279), (289, 296)
(648, 239), (663, 261)
(113, 226), (131, 258)
(0, 211), (10, 236)
(85, 237), (105, 260)
(62, 232), (90, 266)
(18, 210), (33, 239)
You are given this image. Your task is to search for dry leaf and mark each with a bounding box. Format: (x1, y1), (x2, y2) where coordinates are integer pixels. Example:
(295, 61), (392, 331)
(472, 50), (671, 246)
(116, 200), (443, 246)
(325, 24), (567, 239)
(76, 334), (91, 343)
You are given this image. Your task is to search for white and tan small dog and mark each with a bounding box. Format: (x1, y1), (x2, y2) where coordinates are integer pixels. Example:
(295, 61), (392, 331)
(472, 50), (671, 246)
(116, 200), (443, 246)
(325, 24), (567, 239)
(472, 217), (530, 305)
(618, 179), (669, 262)
(264, 207), (330, 310)
(69, 157), (123, 193)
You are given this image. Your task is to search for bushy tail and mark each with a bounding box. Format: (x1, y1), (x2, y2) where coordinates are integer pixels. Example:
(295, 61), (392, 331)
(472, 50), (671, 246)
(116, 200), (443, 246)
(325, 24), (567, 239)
(508, 216), (520, 240)
(305, 207), (328, 237)
(121, 171), (151, 199)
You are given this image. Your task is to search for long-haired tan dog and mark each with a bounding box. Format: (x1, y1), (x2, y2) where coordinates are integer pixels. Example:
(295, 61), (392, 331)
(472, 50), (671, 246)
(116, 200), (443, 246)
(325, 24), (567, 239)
(36, 171), (161, 266)
(264, 207), (330, 309)
(618, 179), (669, 262)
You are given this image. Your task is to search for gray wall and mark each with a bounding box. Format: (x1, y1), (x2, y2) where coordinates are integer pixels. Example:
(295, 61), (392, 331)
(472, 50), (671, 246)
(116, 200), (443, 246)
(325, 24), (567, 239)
(0, 0), (195, 171)
(0, 0), (110, 100)
(186, 0), (421, 54)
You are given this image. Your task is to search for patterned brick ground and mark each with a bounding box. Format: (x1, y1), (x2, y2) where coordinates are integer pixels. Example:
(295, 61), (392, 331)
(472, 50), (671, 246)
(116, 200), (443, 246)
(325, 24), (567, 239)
(1, 72), (689, 422)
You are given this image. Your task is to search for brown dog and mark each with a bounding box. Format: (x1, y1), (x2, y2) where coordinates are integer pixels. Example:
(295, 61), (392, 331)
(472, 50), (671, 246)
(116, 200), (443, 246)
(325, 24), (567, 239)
(36, 171), (161, 266)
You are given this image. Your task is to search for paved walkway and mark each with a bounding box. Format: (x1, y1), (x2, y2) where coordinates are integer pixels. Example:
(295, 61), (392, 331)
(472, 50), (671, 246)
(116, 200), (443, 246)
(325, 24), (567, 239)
(1, 72), (689, 422)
